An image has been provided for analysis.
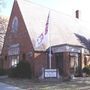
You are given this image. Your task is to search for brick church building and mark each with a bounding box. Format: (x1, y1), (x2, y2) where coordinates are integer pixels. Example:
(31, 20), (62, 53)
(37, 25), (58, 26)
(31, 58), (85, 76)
(1, 0), (90, 79)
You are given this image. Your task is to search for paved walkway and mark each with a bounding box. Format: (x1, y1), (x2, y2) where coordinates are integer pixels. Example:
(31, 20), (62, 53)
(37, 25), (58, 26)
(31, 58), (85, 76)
(0, 82), (24, 90)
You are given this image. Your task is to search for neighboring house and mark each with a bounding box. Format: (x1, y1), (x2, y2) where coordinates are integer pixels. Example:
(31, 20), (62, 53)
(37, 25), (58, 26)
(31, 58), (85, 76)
(1, 0), (90, 78)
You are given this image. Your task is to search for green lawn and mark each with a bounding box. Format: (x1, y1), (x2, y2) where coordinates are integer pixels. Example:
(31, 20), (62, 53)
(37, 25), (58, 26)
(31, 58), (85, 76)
(0, 77), (90, 90)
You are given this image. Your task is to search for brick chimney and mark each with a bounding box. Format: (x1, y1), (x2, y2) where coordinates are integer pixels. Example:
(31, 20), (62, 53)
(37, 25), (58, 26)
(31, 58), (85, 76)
(76, 10), (79, 19)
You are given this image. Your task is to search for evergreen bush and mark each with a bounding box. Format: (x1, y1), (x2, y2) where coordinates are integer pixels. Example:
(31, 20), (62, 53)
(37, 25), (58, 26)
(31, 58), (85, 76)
(8, 60), (32, 78)
(0, 68), (6, 76)
(82, 65), (90, 75)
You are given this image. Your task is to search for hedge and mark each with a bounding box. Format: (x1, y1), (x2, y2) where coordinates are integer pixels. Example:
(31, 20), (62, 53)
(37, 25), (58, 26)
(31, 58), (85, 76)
(8, 60), (32, 78)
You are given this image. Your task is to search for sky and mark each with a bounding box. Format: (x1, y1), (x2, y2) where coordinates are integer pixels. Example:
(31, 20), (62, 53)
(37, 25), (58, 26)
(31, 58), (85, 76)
(1, 0), (90, 23)
(30, 0), (90, 23)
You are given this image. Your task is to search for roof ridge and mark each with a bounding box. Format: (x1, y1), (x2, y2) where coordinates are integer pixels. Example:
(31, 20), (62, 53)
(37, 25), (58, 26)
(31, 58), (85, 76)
(19, 0), (77, 20)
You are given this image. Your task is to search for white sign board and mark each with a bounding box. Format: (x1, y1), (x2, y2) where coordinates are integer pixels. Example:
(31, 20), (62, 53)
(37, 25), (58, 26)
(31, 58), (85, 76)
(44, 69), (57, 78)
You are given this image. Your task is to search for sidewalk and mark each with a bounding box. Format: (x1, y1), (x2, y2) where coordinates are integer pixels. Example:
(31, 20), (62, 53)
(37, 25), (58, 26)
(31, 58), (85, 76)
(0, 82), (24, 90)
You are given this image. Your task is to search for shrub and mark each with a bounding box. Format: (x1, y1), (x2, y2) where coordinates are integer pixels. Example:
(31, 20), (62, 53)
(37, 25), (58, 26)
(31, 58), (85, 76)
(8, 67), (17, 77)
(0, 68), (7, 76)
(82, 65), (90, 75)
(8, 60), (32, 78)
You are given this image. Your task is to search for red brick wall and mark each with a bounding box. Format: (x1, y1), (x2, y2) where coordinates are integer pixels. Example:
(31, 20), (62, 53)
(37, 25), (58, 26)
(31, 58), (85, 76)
(33, 52), (47, 77)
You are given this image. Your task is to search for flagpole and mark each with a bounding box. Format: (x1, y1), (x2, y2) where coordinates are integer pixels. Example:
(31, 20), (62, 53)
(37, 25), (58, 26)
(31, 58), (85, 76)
(36, 11), (52, 69)
(48, 11), (52, 69)
(49, 46), (52, 69)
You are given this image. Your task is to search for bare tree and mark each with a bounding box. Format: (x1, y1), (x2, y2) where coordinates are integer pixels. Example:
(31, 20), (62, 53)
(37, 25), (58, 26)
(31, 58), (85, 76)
(75, 33), (89, 49)
(0, 16), (8, 53)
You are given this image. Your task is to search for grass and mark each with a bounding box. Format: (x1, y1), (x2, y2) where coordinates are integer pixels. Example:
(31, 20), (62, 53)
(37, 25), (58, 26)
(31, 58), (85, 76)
(0, 77), (90, 90)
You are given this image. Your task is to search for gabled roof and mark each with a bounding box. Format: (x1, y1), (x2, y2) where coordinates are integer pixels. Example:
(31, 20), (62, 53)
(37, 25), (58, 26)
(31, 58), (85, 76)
(15, 0), (90, 51)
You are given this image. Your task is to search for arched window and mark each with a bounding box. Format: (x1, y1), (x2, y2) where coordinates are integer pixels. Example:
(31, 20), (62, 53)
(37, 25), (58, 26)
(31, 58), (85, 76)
(12, 16), (19, 32)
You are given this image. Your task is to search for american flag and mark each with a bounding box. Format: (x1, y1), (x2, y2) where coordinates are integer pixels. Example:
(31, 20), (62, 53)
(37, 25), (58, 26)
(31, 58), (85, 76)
(35, 12), (50, 48)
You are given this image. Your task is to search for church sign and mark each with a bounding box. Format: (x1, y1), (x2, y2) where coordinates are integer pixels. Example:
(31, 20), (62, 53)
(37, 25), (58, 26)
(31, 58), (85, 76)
(44, 69), (57, 78)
